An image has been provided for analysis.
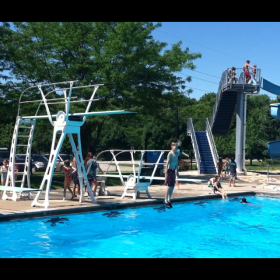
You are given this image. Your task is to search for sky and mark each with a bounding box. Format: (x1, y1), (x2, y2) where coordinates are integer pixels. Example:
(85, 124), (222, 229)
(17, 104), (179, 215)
(151, 22), (280, 100)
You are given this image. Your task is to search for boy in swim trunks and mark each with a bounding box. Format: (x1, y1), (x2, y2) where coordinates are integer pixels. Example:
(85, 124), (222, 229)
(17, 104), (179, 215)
(243, 60), (254, 83)
(164, 140), (180, 208)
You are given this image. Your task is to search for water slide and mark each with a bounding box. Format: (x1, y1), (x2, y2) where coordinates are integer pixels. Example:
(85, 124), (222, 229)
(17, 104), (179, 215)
(261, 78), (280, 159)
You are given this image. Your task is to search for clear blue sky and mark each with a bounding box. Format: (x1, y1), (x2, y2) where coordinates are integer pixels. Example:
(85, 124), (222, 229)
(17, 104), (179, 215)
(151, 22), (280, 100)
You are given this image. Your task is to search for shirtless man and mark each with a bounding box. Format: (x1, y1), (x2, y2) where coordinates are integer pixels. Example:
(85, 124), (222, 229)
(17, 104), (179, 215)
(164, 140), (180, 208)
(243, 60), (254, 83)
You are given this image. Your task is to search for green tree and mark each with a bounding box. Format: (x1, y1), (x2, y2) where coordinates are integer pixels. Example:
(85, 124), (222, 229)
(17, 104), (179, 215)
(1, 22), (202, 154)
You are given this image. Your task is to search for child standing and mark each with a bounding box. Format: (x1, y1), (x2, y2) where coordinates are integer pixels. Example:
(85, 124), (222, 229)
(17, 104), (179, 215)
(0, 159), (9, 186)
(216, 157), (223, 177)
(252, 65), (257, 79)
(222, 157), (230, 178)
(62, 159), (75, 200)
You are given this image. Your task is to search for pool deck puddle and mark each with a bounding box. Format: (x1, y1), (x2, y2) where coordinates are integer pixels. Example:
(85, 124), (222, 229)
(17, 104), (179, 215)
(1, 171), (280, 221)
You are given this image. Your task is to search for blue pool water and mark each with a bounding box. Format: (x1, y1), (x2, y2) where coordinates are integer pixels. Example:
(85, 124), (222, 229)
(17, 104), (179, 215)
(1, 195), (280, 258)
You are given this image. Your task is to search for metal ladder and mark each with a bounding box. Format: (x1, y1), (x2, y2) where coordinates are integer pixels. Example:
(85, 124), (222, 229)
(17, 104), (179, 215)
(3, 116), (36, 201)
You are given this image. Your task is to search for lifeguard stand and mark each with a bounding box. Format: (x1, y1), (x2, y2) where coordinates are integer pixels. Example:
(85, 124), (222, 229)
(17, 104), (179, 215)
(2, 80), (135, 208)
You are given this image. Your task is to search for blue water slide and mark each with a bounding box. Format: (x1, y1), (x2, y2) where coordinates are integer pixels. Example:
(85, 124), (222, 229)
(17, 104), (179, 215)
(262, 78), (280, 159)
(270, 103), (280, 119)
(267, 140), (280, 159)
(261, 78), (280, 96)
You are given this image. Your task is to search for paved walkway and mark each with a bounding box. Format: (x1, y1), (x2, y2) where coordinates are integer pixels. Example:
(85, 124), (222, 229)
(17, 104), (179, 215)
(1, 171), (280, 221)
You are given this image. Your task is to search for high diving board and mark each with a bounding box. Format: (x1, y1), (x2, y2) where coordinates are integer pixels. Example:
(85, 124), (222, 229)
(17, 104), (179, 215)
(4, 81), (138, 208)
(21, 110), (137, 120)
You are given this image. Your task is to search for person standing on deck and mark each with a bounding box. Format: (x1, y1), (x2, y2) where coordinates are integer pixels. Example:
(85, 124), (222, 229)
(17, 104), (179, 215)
(229, 158), (237, 187)
(164, 140), (180, 208)
(216, 157), (223, 177)
(243, 60), (254, 83)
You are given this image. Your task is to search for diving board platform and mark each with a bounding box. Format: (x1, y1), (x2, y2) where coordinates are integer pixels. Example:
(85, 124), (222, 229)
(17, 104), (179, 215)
(4, 80), (137, 208)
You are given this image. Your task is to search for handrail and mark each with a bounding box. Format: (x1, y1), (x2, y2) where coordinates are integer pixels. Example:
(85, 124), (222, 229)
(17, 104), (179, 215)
(210, 67), (261, 129)
(187, 118), (201, 173)
(205, 118), (219, 173)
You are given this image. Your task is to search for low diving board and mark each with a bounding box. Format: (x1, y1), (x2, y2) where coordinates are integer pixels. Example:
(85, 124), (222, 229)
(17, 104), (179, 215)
(0, 186), (42, 202)
(0, 186), (42, 192)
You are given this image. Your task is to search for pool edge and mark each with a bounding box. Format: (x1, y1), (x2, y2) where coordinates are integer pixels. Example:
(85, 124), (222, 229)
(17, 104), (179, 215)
(0, 191), (262, 222)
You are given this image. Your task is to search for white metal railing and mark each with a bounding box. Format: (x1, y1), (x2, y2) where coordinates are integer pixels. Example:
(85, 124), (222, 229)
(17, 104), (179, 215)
(187, 118), (201, 173)
(205, 118), (219, 173)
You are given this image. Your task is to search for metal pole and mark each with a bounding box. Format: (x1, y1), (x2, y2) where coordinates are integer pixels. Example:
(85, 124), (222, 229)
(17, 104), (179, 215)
(236, 91), (245, 173)
(176, 107), (178, 140)
(267, 165), (270, 183)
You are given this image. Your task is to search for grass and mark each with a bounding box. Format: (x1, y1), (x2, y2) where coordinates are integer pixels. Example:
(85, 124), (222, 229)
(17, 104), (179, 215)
(245, 161), (280, 172)
(180, 161), (280, 172)
(16, 171), (124, 189)
(15, 172), (65, 190)
(15, 161), (279, 190)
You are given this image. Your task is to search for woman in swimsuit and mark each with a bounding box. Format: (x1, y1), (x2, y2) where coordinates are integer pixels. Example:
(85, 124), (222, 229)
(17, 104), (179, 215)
(0, 159), (9, 186)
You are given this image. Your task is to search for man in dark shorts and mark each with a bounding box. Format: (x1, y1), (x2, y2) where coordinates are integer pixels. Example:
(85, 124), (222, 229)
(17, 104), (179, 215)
(164, 140), (180, 208)
(85, 153), (104, 196)
(229, 158), (237, 187)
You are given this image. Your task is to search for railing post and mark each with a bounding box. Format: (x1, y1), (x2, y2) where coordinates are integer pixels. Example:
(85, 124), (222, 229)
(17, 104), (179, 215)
(267, 164), (270, 183)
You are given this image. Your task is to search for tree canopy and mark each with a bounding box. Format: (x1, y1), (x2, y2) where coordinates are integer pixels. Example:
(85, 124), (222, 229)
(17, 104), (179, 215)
(0, 22), (279, 162)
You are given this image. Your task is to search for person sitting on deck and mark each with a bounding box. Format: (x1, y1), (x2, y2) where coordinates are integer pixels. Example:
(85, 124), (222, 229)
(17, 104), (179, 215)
(208, 176), (218, 193)
(213, 176), (228, 199)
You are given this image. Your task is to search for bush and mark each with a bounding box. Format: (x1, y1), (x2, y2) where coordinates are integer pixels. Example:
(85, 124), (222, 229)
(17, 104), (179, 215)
(179, 160), (189, 171)
(260, 159), (280, 166)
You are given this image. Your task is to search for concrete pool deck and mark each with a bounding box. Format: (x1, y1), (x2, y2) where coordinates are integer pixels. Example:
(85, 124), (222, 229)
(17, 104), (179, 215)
(1, 170), (280, 221)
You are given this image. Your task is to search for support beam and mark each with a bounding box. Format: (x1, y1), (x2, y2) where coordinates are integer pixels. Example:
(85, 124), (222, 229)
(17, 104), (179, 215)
(235, 91), (247, 173)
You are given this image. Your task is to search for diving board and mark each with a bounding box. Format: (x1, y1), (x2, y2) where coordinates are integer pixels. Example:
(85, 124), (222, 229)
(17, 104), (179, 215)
(0, 186), (42, 192)
(21, 110), (136, 120)
(0, 186), (42, 201)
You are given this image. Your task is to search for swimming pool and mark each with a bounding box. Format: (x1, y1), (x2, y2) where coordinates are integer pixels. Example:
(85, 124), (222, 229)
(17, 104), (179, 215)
(1, 195), (280, 258)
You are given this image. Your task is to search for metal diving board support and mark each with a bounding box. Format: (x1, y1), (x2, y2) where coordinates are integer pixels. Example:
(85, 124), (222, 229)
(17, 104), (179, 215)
(3, 80), (136, 208)
(97, 150), (167, 200)
(2, 117), (36, 201)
